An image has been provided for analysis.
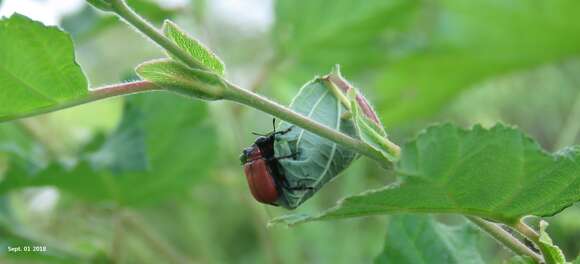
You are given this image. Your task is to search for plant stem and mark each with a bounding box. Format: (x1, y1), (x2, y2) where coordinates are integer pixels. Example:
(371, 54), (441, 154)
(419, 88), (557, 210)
(223, 81), (390, 165)
(467, 216), (544, 263)
(0, 81), (161, 123)
(110, 0), (208, 71)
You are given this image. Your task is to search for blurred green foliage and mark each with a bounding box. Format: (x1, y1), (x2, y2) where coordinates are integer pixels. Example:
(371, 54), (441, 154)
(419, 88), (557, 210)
(375, 215), (484, 264)
(0, 0), (579, 263)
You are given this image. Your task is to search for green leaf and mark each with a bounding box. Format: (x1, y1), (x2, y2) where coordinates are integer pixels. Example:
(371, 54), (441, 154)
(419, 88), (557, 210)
(538, 220), (568, 264)
(0, 93), (218, 205)
(274, 76), (358, 209)
(271, 124), (580, 225)
(375, 215), (484, 264)
(376, 0), (580, 125)
(162, 20), (225, 75)
(136, 59), (226, 101)
(0, 14), (88, 122)
(274, 0), (418, 75)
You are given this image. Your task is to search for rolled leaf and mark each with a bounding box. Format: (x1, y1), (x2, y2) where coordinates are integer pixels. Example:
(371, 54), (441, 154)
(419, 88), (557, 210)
(274, 76), (358, 209)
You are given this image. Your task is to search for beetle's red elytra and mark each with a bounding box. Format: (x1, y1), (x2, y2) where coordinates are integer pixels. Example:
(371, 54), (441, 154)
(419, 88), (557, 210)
(242, 147), (279, 204)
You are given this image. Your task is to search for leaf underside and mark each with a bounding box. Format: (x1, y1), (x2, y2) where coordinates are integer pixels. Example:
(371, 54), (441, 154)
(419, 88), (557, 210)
(0, 14), (88, 121)
(272, 124), (580, 225)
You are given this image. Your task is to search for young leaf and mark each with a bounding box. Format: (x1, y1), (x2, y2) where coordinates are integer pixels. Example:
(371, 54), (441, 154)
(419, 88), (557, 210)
(271, 124), (580, 225)
(136, 59), (226, 100)
(375, 215), (485, 264)
(0, 14), (88, 122)
(325, 66), (382, 125)
(274, 76), (358, 209)
(347, 88), (398, 162)
(162, 20), (225, 75)
(538, 221), (568, 264)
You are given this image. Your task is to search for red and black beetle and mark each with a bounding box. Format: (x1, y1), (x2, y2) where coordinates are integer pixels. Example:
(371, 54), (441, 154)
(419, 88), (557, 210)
(240, 121), (296, 205)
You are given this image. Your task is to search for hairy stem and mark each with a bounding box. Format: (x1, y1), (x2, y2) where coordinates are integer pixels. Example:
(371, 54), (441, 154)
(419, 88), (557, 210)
(0, 81), (161, 123)
(110, 0), (208, 71)
(468, 217), (543, 263)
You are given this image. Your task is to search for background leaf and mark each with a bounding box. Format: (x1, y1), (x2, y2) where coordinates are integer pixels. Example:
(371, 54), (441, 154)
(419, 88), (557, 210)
(0, 14), (87, 121)
(0, 93), (218, 205)
(375, 215), (485, 264)
(273, 0), (418, 76)
(376, 0), (580, 124)
(272, 124), (580, 225)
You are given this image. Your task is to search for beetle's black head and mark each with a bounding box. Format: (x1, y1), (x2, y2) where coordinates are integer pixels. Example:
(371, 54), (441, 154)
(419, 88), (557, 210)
(240, 147), (253, 164)
(255, 136), (272, 146)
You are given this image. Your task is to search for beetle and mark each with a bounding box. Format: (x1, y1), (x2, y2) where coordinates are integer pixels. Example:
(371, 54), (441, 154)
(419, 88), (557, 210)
(240, 120), (303, 205)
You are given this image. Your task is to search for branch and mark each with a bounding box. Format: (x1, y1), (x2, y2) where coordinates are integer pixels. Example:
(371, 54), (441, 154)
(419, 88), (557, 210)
(0, 81), (161, 123)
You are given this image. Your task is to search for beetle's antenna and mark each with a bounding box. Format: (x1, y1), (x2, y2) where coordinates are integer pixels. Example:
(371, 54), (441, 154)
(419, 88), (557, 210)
(272, 118), (277, 133)
(252, 132), (268, 136)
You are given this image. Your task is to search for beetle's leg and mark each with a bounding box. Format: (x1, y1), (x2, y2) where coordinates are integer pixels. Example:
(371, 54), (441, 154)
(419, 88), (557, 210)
(279, 177), (316, 191)
(286, 179), (316, 191)
(269, 151), (299, 161)
(272, 126), (294, 137)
